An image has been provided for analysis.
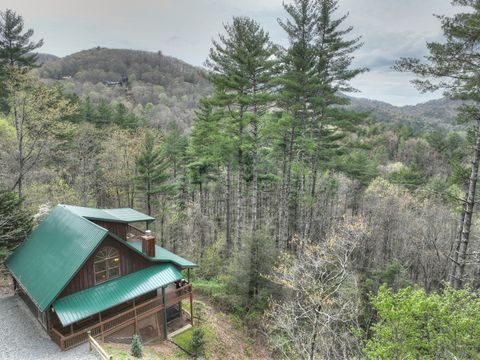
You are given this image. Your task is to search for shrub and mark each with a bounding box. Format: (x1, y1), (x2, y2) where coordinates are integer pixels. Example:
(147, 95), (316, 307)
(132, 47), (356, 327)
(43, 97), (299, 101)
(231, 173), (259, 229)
(190, 327), (206, 359)
(130, 334), (143, 358)
(194, 300), (206, 321)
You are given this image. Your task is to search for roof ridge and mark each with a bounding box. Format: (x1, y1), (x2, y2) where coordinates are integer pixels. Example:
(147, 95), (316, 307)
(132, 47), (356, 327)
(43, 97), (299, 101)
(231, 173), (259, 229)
(59, 204), (110, 232)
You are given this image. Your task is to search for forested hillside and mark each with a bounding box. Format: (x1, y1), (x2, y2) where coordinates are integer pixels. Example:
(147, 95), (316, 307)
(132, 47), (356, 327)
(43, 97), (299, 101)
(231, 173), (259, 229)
(348, 96), (462, 131)
(35, 48), (461, 133)
(37, 48), (211, 130)
(2, 1), (480, 359)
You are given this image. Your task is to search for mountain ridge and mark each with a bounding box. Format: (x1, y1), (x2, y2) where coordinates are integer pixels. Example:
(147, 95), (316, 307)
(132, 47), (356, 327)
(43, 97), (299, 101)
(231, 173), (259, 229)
(36, 48), (460, 131)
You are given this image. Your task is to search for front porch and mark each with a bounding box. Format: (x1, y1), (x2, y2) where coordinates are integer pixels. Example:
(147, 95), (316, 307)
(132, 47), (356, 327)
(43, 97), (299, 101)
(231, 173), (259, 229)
(51, 283), (193, 351)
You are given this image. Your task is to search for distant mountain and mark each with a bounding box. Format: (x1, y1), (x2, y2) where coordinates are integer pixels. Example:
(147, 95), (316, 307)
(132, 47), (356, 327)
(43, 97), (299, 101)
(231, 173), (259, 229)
(36, 47), (462, 132)
(36, 53), (59, 65)
(348, 96), (462, 132)
(37, 48), (211, 130)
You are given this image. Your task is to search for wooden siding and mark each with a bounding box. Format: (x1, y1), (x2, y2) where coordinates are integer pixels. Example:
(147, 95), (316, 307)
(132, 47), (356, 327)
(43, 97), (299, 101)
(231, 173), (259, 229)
(59, 236), (152, 298)
(92, 221), (127, 240)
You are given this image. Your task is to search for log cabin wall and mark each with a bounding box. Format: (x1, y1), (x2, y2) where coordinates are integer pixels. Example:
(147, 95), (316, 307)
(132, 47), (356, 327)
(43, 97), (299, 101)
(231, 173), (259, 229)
(58, 235), (151, 298)
(92, 220), (127, 240)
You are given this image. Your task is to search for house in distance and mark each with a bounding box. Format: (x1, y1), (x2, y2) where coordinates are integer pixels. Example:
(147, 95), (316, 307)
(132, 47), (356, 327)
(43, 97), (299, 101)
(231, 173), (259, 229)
(5, 204), (196, 350)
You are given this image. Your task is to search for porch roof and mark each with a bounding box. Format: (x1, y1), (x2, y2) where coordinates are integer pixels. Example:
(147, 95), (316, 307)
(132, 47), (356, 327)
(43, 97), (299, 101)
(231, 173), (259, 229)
(52, 264), (182, 327)
(126, 241), (197, 268)
(60, 205), (155, 223)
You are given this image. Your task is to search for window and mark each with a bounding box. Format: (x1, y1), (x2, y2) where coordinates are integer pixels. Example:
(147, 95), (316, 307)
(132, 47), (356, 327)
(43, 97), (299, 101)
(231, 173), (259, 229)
(94, 247), (120, 284)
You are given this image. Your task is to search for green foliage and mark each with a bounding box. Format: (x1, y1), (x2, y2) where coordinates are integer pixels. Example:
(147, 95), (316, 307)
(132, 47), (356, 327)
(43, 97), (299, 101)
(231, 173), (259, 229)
(130, 334), (143, 358)
(387, 165), (426, 190)
(136, 130), (170, 215)
(0, 9), (43, 113)
(0, 187), (33, 263)
(364, 285), (480, 359)
(190, 327), (206, 358)
(193, 300), (206, 322)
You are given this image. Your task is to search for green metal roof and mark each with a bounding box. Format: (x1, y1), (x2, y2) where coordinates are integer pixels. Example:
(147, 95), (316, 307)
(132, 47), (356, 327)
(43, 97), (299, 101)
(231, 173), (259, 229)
(6, 206), (108, 312)
(52, 264), (182, 326)
(126, 241), (197, 268)
(61, 205), (155, 223)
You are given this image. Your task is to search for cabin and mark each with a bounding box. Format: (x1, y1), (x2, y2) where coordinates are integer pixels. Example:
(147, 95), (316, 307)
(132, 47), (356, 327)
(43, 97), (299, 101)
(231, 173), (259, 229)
(5, 204), (196, 351)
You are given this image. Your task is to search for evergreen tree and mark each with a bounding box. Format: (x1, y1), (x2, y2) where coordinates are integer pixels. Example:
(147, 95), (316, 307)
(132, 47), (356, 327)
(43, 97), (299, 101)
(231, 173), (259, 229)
(276, 0), (317, 245)
(130, 334), (143, 358)
(0, 9), (43, 113)
(81, 96), (96, 123)
(189, 100), (235, 256)
(276, 0), (366, 243)
(136, 131), (170, 216)
(206, 16), (277, 248)
(395, 0), (480, 289)
(95, 99), (112, 126)
(113, 102), (128, 127)
(190, 327), (206, 359)
(0, 187), (33, 263)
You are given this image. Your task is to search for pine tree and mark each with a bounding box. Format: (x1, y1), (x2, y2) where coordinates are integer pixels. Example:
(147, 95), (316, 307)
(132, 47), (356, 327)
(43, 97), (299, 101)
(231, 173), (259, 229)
(190, 327), (206, 359)
(0, 187), (33, 263)
(276, 0), (317, 245)
(303, 0), (366, 239)
(136, 131), (170, 216)
(95, 99), (112, 126)
(130, 334), (143, 358)
(396, 0), (480, 289)
(189, 100), (235, 256)
(0, 9), (43, 113)
(206, 16), (277, 249)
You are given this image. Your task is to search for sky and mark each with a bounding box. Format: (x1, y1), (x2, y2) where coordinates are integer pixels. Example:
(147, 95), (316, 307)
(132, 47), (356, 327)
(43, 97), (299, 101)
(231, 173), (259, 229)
(1, 0), (461, 106)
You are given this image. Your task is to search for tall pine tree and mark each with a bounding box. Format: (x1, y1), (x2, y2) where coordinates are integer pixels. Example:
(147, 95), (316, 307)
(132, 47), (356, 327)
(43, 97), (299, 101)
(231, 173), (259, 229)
(206, 16), (277, 249)
(0, 9), (43, 113)
(136, 131), (170, 216)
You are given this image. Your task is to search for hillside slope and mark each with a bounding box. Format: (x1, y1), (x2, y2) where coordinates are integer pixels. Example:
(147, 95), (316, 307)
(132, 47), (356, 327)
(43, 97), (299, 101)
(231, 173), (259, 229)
(38, 48), (211, 130)
(348, 96), (462, 131)
(36, 48), (461, 132)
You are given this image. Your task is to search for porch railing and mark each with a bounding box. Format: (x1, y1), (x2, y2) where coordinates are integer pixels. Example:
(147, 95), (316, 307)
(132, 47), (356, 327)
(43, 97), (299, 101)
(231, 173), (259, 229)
(51, 284), (192, 351)
(126, 225), (145, 240)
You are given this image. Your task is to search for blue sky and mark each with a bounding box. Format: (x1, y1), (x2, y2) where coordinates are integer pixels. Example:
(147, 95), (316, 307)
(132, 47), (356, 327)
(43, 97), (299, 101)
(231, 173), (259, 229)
(2, 0), (460, 106)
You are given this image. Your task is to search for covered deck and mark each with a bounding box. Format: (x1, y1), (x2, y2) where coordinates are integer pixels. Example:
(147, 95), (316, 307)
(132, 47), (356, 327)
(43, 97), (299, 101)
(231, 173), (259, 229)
(50, 265), (193, 351)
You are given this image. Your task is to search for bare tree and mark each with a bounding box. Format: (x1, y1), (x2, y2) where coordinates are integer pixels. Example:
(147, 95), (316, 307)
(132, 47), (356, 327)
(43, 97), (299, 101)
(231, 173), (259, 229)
(265, 217), (367, 360)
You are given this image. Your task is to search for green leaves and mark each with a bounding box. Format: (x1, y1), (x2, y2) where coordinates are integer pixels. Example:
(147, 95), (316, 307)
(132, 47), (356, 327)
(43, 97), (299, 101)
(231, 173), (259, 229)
(0, 187), (33, 262)
(365, 286), (480, 359)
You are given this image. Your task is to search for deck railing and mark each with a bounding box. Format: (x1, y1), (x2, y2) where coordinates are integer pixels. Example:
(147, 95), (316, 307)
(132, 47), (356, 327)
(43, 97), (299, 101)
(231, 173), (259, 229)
(87, 331), (112, 360)
(166, 284), (192, 306)
(126, 225), (145, 240)
(51, 284), (192, 351)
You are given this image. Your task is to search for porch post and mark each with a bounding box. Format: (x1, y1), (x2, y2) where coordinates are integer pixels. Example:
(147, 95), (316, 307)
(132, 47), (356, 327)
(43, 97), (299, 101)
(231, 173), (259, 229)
(162, 287), (167, 339)
(187, 268), (190, 283)
(190, 291), (194, 326)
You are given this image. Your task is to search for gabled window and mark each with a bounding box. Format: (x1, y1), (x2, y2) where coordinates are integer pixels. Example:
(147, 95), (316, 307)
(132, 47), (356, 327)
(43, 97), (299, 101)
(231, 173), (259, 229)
(94, 247), (120, 284)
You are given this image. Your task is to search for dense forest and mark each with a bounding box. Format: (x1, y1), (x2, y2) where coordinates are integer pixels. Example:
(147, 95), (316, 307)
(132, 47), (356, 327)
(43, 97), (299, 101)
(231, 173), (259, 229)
(2, 0), (480, 359)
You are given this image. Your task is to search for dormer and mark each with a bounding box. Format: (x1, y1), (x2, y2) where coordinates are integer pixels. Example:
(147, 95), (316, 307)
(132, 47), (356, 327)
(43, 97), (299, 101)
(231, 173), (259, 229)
(60, 205), (155, 241)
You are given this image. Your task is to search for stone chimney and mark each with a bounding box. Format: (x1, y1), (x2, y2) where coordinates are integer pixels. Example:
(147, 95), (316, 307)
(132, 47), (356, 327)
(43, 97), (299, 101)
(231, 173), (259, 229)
(141, 230), (156, 257)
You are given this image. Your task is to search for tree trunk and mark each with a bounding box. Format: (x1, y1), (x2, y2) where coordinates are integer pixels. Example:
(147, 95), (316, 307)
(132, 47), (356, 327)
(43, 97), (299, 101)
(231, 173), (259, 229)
(226, 162), (232, 257)
(252, 118), (259, 237)
(452, 124), (480, 289)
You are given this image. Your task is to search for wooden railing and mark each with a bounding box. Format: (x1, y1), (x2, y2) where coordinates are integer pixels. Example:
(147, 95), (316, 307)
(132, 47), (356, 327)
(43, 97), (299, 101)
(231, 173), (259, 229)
(87, 331), (112, 360)
(166, 284), (192, 306)
(51, 284), (192, 351)
(126, 225), (145, 239)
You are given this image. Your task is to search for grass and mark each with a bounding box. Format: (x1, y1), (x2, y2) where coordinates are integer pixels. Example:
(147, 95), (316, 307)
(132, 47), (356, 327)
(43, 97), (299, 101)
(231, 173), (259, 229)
(171, 325), (215, 355)
(103, 344), (187, 360)
(171, 327), (194, 352)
